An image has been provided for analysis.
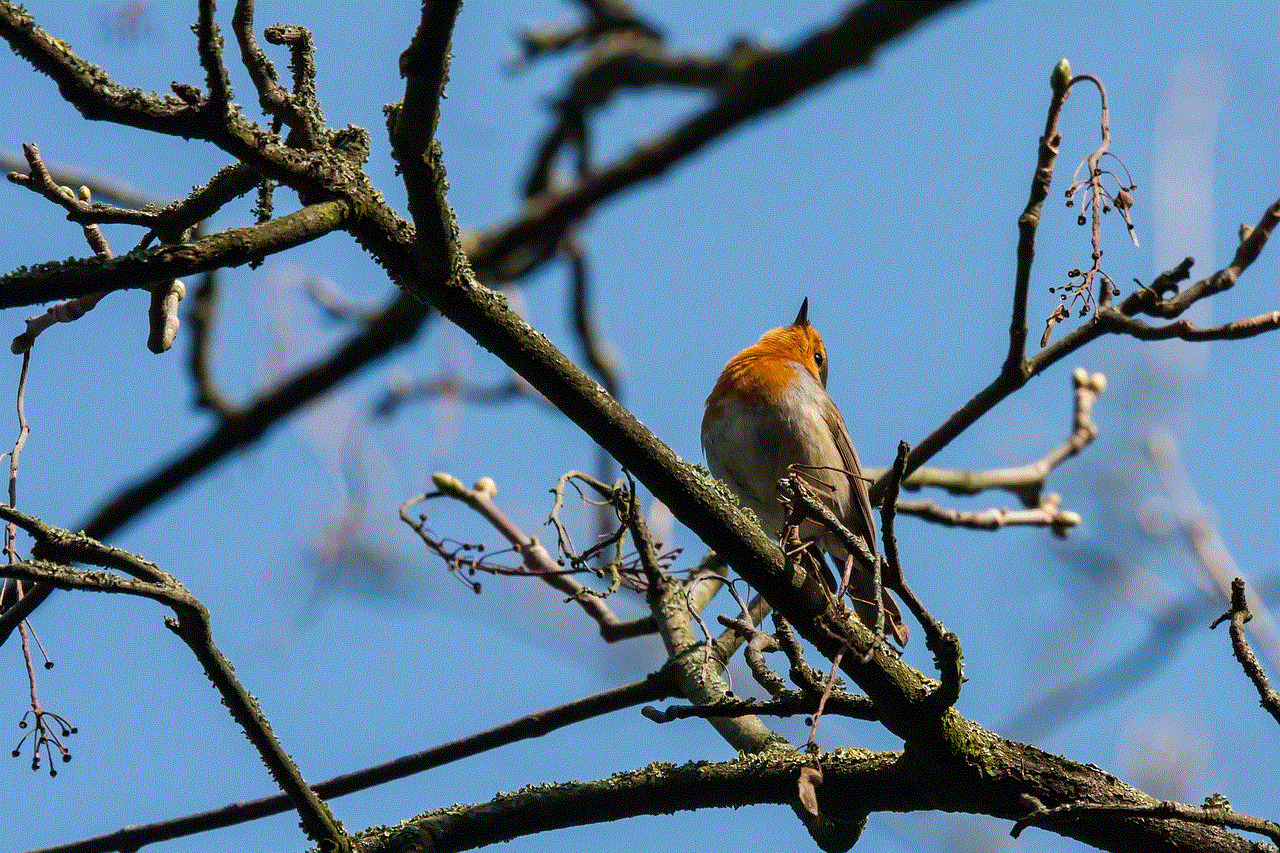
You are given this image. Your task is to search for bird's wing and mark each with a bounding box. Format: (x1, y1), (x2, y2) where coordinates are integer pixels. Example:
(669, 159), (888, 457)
(822, 400), (878, 555)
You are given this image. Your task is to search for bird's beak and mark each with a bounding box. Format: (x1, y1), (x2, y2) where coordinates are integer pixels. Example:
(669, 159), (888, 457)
(793, 297), (810, 328)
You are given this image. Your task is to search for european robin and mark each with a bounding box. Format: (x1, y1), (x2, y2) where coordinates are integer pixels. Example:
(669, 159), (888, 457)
(702, 299), (908, 645)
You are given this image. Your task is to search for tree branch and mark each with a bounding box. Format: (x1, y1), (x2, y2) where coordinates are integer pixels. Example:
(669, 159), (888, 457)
(874, 79), (1280, 501)
(0, 199), (351, 308)
(355, 745), (1256, 853)
(0, 556), (350, 852)
(1212, 578), (1280, 726)
(23, 671), (677, 853)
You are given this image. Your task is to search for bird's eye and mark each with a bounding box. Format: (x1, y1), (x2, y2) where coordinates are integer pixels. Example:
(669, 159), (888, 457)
(813, 350), (825, 368)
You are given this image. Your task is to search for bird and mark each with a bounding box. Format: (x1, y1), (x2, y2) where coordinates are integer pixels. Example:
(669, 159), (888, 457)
(701, 299), (908, 645)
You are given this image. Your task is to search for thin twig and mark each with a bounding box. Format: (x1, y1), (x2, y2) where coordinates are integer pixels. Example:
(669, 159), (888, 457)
(885, 367), (1103, 511)
(880, 75), (1279, 499)
(1008, 58), (1072, 367)
(7, 144), (118, 352)
(805, 646), (848, 752)
(881, 442), (962, 712)
(718, 613), (788, 696)
(1122, 203), (1280, 319)
(400, 474), (656, 641)
(644, 690), (877, 724)
(195, 0), (230, 115)
(561, 234), (626, 556)
(1211, 578), (1280, 726)
(1045, 72), (1137, 343)
(894, 499), (1079, 535)
(1012, 797), (1280, 845)
(777, 473), (908, 647)
(4, 351), (75, 776)
(1, 552), (351, 851)
(13, 669), (678, 853)
(1150, 431), (1280, 664)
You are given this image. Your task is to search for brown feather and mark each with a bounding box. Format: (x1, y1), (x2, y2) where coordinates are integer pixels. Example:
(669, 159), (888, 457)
(822, 401), (877, 555)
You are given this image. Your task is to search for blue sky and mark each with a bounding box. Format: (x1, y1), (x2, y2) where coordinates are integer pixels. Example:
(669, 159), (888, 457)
(2, 2), (1280, 852)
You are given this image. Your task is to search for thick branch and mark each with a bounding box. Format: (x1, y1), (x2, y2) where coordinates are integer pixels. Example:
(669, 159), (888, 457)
(0, 0), (967, 570)
(639, 511), (787, 754)
(374, 29), (1277, 851)
(0, 3), (209, 136)
(355, 744), (1255, 853)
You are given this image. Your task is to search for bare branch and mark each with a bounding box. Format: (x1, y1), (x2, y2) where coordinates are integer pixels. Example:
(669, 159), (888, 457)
(643, 690), (878, 724)
(0, 550), (350, 851)
(399, 474), (656, 642)
(475, 0), (966, 271)
(0, 4), (208, 136)
(31, 672), (677, 853)
(1097, 307), (1280, 342)
(7, 143), (116, 352)
(195, 0), (231, 115)
(880, 441), (962, 713)
(882, 368), (1102, 531)
(1044, 72), (1138, 343)
(1009, 58), (1072, 365)
(895, 498), (1080, 534)
(1212, 578), (1280, 726)
(1149, 430), (1280, 662)
(1122, 199), (1280, 318)
(0, 199), (352, 309)
(879, 96), (1279, 501)
(1013, 796), (1280, 846)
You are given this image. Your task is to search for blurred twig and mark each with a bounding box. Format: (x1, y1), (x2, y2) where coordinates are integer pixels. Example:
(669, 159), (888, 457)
(1149, 430), (1280, 666)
